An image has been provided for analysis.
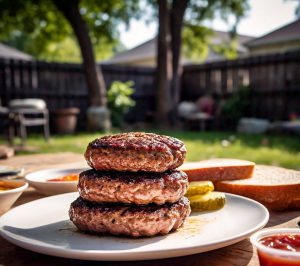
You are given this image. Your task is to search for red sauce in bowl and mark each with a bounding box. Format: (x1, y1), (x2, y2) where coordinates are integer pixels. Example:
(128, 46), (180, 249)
(258, 234), (300, 266)
(260, 234), (300, 252)
(48, 174), (79, 182)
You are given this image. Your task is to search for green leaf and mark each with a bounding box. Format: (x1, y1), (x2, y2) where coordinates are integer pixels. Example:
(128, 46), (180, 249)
(107, 81), (136, 127)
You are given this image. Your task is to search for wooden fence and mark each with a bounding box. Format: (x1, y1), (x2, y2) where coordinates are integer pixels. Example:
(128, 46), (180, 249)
(182, 50), (300, 120)
(0, 50), (300, 129)
(0, 60), (156, 127)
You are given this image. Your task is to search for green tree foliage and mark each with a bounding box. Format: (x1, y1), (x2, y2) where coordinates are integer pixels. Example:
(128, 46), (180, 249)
(182, 25), (212, 61)
(182, 0), (249, 62)
(4, 32), (118, 63)
(182, 24), (240, 62)
(0, 0), (139, 62)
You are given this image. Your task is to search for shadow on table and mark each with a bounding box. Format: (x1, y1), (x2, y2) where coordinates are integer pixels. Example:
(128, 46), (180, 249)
(110, 240), (254, 266)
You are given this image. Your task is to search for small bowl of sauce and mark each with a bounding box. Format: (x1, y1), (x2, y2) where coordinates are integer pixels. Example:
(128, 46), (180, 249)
(251, 228), (300, 266)
(25, 168), (86, 196)
(0, 180), (28, 214)
(47, 174), (79, 182)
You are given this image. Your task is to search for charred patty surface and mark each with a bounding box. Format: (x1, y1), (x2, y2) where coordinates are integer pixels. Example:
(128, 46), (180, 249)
(84, 132), (186, 172)
(78, 169), (188, 205)
(69, 197), (191, 237)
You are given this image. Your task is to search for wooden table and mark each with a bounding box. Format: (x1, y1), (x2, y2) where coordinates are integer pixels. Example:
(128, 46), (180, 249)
(0, 153), (299, 266)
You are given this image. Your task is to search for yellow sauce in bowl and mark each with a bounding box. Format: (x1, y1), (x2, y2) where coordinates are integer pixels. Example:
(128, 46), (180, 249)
(47, 174), (79, 182)
(0, 180), (25, 192)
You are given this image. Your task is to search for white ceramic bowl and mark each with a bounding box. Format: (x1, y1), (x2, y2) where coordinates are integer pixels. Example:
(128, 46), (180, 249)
(25, 168), (88, 196)
(0, 180), (28, 214)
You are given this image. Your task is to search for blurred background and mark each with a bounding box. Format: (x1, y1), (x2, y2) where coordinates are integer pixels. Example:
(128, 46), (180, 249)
(0, 0), (299, 169)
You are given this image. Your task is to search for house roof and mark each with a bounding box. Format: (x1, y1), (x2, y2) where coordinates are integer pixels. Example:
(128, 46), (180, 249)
(106, 38), (156, 64)
(209, 30), (253, 49)
(246, 19), (300, 47)
(105, 30), (254, 65)
(0, 43), (33, 60)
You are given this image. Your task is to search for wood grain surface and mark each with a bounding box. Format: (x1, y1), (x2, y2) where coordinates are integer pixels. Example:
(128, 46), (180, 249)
(0, 153), (299, 266)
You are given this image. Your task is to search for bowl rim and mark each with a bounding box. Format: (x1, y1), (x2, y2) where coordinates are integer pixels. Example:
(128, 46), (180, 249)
(25, 167), (88, 184)
(250, 228), (300, 258)
(0, 181), (28, 195)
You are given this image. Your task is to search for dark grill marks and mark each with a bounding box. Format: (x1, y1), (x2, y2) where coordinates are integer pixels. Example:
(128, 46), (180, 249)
(84, 132), (186, 172)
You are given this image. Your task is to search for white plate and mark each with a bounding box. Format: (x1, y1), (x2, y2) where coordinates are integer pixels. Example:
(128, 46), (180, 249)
(0, 166), (23, 177)
(0, 192), (269, 261)
(25, 168), (88, 196)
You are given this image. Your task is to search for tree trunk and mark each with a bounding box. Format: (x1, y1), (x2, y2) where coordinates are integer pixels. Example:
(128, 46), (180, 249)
(52, 0), (106, 107)
(156, 0), (172, 126)
(170, 0), (188, 123)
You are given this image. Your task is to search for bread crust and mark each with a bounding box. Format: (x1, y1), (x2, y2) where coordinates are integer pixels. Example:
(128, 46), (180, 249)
(180, 159), (255, 182)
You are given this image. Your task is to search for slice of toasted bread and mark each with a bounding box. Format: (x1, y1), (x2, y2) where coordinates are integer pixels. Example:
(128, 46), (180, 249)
(214, 165), (300, 211)
(179, 159), (255, 182)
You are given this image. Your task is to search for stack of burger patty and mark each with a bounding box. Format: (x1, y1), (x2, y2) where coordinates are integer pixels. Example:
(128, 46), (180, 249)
(69, 132), (191, 237)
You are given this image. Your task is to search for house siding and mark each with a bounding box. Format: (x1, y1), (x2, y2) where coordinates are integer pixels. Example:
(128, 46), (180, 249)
(249, 40), (300, 55)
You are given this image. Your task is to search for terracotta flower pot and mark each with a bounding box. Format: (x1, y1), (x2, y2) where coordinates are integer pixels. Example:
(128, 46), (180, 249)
(52, 108), (80, 134)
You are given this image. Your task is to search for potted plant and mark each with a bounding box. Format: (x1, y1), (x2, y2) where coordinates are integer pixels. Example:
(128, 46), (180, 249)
(52, 108), (80, 134)
(107, 81), (135, 128)
(220, 86), (250, 130)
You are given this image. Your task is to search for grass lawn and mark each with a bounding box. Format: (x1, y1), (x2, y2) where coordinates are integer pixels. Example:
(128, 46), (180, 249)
(3, 130), (300, 170)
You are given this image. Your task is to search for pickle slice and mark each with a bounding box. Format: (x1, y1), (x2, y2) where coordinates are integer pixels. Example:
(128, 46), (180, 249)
(188, 192), (226, 212)
(185, 181), (214, 197)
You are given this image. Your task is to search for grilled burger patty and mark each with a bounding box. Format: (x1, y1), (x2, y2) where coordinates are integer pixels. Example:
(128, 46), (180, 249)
(78, 169), (188, 205)
(69, 197), (191, 237)
(84, 132), (186, 172)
